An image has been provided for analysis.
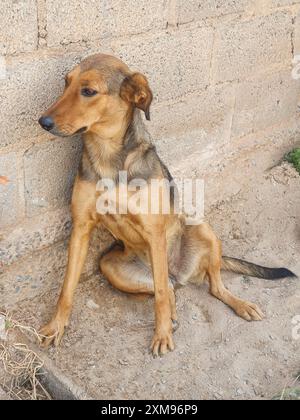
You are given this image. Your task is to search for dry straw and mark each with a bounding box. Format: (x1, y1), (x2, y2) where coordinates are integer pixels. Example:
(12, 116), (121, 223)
(0, 311), (52, 400)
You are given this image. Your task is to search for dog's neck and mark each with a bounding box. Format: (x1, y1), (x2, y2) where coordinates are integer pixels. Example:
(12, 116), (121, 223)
(79, 109), (151, 182)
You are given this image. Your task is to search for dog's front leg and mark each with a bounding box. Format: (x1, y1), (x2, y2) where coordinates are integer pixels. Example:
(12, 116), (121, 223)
(148, 225), (174, 357)
(40, 220), (95, 347)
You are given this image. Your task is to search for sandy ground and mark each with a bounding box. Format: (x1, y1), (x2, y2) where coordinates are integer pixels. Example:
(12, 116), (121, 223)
(12, 162), (300, 400)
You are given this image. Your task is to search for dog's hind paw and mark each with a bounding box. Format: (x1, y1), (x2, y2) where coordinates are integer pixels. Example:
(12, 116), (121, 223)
(235, 301), (265, 322)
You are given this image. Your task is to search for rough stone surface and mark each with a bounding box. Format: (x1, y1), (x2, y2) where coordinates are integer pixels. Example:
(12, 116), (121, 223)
(0, 152), (22, 228)
(150, 84), (235, 141)
(177, 0), (249, 24)
(156, 118), (300, 199)
(46, 0), (168, 47)
(0, 0), (38, 55)
(212, 11), (293, 83)
(0, 226), (114, 307)
(232, 69), (300, 138)
(295, 8), (300, 54)
(1, 241), (68, 307)
(0, 207), (72, 271)
(112, 27), (214, 102)
(0, 51), (85, 148)
(24, 137), (83, 217)
(272, 0), (300, 6)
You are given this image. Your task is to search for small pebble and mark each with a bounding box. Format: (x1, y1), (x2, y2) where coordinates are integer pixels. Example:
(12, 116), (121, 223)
(119, 359), (129, 366)
(269, 335), (275, 341)
(0, 315), (7, 341)
(87, 299), (100, 310)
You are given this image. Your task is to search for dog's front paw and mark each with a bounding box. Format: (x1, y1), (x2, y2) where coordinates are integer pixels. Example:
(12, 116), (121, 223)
(151, 327), (175, 357)
(39, 317), (67, 348)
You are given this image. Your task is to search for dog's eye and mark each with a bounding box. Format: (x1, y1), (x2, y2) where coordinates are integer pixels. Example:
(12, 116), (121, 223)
(81, 88), (98, 97)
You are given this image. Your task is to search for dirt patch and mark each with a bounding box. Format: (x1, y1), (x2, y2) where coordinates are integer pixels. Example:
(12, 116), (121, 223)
(6, 162), (300, 400)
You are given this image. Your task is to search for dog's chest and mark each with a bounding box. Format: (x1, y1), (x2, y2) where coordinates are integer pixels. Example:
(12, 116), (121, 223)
(99, 211), (147, 249)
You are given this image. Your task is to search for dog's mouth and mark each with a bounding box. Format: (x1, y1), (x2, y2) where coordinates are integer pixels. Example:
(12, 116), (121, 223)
(46, 126), (88, 138)
(39, 114), (90, 137)
(74, 126), (88, 135)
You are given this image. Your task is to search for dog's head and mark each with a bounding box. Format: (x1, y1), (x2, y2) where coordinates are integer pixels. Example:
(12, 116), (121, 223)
(38, 54), (153, 137)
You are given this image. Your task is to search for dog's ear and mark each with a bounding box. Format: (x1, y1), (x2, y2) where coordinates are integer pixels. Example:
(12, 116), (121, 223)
(120, 73), (153, 121)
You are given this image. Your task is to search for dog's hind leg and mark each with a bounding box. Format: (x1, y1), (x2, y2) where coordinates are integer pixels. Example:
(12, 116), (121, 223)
(201, 225), (264, 321)
(100, 244), (178, 325)
(178, 223), (264, 321)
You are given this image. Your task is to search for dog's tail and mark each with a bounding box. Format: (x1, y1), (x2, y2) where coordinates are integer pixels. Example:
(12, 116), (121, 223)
(221, 256), (297, 280)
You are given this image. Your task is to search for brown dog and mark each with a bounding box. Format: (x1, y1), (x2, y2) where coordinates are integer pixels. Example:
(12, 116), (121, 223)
(38, 54), (295, 356)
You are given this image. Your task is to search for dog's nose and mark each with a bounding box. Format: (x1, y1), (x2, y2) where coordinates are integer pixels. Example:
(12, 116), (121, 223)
(38, 116), (55, 131)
